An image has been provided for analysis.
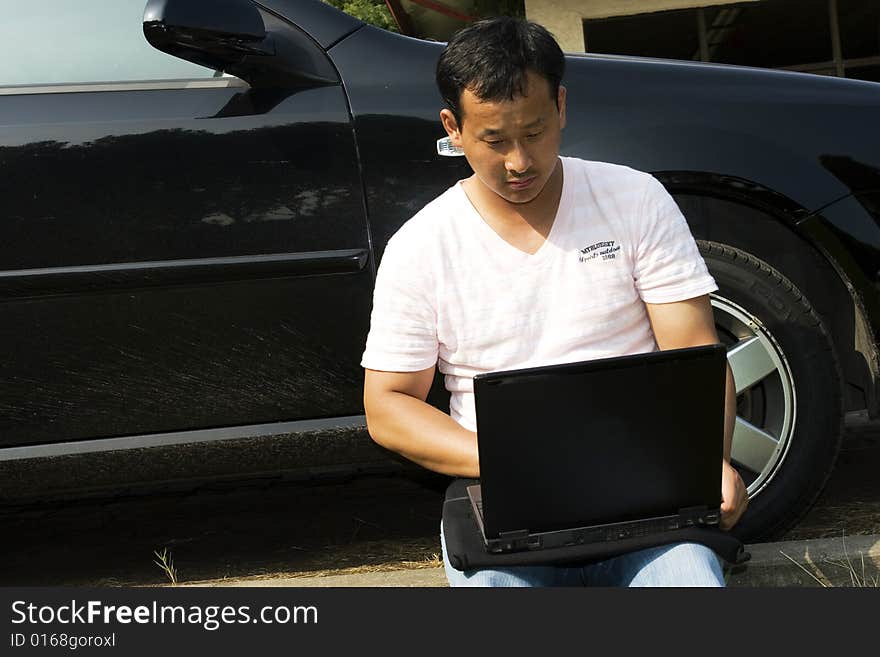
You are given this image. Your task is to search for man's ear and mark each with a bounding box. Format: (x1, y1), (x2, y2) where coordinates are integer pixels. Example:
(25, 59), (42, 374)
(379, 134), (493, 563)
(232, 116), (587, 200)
(557, 85), (567, 130)
(440, 108), (463, 147)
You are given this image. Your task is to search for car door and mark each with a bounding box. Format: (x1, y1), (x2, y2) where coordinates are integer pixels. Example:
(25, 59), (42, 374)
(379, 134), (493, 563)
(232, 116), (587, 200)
(0, 0), (372, 448)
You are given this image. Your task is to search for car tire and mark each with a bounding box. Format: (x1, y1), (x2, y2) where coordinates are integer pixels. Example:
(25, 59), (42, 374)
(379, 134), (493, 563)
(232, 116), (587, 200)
(698, 240), (844, 541)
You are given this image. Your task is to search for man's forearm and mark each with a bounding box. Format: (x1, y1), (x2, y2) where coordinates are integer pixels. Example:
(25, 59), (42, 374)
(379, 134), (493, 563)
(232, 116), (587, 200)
(720, 361), (748, 528)
(365, 391), (480, 478)
(723, 363), (736, 462)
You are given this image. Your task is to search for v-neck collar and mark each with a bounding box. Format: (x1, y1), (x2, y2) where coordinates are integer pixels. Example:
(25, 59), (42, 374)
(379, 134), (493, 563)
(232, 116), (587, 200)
(455, 158), (569, 263)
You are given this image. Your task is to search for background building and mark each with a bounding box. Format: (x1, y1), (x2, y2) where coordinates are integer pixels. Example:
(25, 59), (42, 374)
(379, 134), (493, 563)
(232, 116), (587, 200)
(525, 0), (880, 82)
(372, 1), (880, 83)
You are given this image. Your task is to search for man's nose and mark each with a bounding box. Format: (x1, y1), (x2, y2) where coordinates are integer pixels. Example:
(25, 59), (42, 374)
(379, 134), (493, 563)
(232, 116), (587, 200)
(505, 142), (532, 174)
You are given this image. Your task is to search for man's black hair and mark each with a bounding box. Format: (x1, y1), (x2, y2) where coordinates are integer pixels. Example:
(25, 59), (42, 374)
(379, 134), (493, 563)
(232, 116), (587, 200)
(436, 17), (565, 126)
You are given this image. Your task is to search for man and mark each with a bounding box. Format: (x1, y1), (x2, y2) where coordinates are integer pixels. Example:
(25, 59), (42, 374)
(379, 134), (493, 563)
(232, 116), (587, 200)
(361, 17), (748, 587)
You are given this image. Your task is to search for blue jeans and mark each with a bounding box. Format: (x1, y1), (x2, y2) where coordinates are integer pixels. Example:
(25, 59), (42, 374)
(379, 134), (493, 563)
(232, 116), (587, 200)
(441, 523), (725, 587)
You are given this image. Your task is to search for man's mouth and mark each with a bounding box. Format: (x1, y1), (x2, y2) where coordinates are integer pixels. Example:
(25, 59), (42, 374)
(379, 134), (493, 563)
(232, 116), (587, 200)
(508, 176), (536, 190)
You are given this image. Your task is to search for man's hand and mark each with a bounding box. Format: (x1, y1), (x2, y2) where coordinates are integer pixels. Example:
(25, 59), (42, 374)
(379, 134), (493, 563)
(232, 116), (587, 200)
(720, 459), (748, 530)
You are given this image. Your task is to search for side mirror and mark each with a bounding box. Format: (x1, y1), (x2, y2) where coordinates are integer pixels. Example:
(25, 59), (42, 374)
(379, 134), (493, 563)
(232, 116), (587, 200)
(143, 0), (273, 75)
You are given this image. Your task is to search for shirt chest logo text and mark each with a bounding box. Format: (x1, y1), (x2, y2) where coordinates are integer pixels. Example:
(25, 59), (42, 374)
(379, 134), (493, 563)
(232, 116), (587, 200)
(579, 240), (621, 262)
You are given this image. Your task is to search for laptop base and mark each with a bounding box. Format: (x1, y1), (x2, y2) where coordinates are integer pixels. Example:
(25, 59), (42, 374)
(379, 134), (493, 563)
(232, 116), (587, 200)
(467, 484), (720, 554)
(445, 479), (749, 570)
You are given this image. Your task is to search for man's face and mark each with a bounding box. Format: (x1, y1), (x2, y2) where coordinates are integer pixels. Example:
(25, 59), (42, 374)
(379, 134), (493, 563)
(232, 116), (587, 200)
(440, 70), (566, 205)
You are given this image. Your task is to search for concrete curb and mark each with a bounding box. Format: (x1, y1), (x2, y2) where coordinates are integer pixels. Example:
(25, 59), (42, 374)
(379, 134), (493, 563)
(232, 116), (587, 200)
(184, 534), (880, 587)
(727, 534), (880, 587)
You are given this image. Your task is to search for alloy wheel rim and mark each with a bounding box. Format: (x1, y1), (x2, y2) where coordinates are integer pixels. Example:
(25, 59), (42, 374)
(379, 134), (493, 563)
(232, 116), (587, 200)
(711, 294), (797, 498)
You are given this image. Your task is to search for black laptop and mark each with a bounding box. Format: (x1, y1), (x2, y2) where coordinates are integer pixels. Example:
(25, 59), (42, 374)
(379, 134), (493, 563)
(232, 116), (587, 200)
(468, 344), (727, 554)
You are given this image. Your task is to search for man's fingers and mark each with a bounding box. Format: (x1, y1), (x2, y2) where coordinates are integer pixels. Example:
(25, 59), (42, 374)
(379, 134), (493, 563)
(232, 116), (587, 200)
(719, 465), (749, 531)
(719, 504), (744, 531)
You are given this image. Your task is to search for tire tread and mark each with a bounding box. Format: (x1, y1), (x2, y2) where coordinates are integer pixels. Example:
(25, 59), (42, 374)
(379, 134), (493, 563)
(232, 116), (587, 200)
(698, 240), (843, 540)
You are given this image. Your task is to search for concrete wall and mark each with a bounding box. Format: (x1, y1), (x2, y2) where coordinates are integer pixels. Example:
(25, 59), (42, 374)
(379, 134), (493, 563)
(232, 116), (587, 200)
(524, 0), (760, 52)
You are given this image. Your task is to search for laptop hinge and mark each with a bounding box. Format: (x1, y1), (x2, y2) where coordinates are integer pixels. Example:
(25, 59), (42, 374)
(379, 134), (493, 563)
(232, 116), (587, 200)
(499, 529), (529, 540)
(678, 505), (714, 525)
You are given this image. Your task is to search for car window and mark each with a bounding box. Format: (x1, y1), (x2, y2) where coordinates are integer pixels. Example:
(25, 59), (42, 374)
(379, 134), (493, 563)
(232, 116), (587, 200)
(0, 0), (222, 86)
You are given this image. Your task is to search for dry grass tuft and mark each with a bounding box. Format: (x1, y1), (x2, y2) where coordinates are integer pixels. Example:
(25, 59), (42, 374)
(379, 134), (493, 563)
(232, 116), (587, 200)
(779, 533), (879, 587)
(153, 548), (179, 586)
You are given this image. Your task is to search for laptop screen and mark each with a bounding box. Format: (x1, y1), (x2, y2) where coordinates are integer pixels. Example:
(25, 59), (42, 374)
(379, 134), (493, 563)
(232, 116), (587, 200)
(473, 345), (726, 538)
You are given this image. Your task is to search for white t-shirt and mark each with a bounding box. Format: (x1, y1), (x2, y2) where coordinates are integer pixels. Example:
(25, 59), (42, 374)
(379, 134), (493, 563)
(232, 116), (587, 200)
(361, 157), (717, 431)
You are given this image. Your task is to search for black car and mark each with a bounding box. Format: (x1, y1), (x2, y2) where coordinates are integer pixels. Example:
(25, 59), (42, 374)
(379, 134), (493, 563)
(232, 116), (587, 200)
(1, 0), (877, 541)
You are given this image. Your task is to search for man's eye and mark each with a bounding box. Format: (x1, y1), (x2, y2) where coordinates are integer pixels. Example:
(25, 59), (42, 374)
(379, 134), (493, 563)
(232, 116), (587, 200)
(485, 140), (504, 146)
(527, 131), (543, 139)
